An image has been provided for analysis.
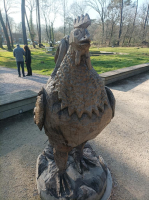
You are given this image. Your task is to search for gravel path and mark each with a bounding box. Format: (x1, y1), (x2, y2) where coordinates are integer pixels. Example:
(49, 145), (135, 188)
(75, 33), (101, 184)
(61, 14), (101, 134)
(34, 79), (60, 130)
(0, 68), (149, 200)
(0, 66), (49, 96)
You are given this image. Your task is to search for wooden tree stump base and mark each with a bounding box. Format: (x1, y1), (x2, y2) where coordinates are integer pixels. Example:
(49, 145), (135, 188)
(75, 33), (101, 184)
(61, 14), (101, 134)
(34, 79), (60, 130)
(36, 143), (112, 200)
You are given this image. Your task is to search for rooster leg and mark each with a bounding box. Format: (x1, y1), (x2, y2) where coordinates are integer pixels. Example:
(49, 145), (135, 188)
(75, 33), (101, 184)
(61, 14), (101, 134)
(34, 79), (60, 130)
(72, 142), (90, 174)
(51, 149), (72, 198)
(53, 149), (68, 173)
(72, 142), (98, 174)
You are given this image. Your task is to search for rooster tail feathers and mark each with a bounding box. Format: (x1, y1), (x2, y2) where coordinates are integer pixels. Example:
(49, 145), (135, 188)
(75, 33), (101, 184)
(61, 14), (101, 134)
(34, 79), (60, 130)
(34, 87), (46, 131)
(105, 86), (116, 118)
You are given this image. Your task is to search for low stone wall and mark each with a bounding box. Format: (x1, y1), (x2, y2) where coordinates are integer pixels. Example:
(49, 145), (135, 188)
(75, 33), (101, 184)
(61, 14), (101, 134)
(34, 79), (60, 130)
(0, 90), (37, 120)
(100, 63), (149, 85)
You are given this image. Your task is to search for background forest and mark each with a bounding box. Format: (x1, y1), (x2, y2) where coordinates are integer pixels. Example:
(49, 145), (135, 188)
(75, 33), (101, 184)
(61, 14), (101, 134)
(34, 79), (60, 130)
(0, 0), (149, 50)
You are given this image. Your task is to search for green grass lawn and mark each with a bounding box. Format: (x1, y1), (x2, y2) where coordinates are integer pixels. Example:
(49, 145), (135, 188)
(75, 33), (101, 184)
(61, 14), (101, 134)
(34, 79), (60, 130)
(0, 46), (149, 75)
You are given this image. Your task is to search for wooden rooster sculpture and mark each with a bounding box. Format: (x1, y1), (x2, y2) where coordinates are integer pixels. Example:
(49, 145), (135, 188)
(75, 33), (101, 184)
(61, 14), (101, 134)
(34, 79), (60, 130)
(35, 14), (115, 200)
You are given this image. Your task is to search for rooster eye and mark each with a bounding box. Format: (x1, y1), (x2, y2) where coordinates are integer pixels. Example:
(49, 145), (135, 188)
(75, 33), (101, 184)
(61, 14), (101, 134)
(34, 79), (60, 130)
(75, 30), (81, 36)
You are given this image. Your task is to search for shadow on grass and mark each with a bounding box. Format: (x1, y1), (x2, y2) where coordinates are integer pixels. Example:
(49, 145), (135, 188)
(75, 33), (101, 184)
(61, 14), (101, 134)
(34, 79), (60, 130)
(0, 47), (13, 52)
(0, 46), (6, 50)
(0, 60), (16, 69)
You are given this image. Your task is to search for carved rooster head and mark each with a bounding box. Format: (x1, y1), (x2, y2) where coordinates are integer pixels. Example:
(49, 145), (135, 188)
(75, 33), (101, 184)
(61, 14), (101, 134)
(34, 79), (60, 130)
(69, 14), (91, 65)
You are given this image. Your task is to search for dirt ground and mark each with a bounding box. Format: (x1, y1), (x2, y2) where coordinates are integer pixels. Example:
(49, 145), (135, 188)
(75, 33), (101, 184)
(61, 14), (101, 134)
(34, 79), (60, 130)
(0, 72), (149, 200)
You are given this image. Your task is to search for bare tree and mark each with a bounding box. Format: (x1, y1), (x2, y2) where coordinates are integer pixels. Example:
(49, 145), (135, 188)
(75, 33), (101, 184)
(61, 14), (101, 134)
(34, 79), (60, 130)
(143, 3), (149, 30)
(68, 1), (86, 34)
(36, 0), (41, 46)
(25, 9), (35, 47)
(3, 0), (14, 47)
(65, 17), (73, 34)
(117, 0), (123, 46)
(142, 3), (149, 42)
(41, 0), (60, 45)
(21, 0), (27, 44)
(63, 0), (66, 36)
(25, 0), (36, 47)
(0, 23), (3, 48)
(112, 0), (132, 46)
(128, 0), (138, 45)
(0, 34), (3, 48)
(0, 9), (11, 50)
(107, 1), (119, 46)
(70, 1), (87, 18)
(58, 0), (69, 36)
(86, 0), (108, 40)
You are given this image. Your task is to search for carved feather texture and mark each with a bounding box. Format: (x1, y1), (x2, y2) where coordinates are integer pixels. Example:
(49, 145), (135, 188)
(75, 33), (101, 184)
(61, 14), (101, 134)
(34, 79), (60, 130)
(34, 90), (45, 130)
(54, 51), (108, 118)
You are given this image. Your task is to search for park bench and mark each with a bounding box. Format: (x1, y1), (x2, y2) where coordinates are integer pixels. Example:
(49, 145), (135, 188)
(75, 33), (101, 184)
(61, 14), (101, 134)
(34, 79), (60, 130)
(45, 46), (54, 52)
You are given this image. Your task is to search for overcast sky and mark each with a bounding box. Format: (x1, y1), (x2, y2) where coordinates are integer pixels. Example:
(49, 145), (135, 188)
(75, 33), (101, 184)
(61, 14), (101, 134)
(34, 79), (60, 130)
(0, 0), (148, 28)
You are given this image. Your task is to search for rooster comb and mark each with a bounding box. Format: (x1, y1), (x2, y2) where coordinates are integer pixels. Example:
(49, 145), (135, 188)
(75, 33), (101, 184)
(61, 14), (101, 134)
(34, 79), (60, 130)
(74, 13), (91, 29)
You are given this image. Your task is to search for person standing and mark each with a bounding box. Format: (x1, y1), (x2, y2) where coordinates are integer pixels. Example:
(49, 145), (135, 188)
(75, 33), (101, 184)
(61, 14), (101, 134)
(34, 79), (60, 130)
(13, 44), (25, 77)
(24, 45), (32, 76)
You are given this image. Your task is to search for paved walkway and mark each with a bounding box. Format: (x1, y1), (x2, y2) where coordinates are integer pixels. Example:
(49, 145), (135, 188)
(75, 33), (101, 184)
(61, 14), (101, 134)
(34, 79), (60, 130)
(0, 67), (49, 96)
(0, 67), (149, 199)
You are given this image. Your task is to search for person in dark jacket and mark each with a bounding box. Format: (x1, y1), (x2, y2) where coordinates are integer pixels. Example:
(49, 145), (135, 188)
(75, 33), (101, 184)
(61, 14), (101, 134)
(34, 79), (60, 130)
(24, 45), (32, 76)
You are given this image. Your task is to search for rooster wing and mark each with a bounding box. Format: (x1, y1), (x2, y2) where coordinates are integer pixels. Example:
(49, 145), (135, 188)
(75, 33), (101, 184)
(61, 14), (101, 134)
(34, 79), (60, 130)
(105, 86), (115, 118)
(34, 88), (45, 131)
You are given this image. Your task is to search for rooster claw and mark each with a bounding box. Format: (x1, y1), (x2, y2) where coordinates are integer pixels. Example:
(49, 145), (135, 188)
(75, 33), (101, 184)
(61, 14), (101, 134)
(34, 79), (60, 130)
(72, 143), (99, 174)
(74, 156), (98, 174)
(47, 171), (72, 198)
(75, 158), (89, 174)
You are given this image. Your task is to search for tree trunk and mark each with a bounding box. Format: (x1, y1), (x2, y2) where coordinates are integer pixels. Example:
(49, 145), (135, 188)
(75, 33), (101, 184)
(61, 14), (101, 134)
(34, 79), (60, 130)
(101, 7), (105, 44)
(36, 0), (41, 47)
(49, 25), (52, 47)
(128, 0), (138, 45)
(118, 0), (123, 46)
(0, 9), (11, 50)
(43, 15), (50, 43)
(46, 23), (50, 43)
(101, 19), (104, 44)
(4, 0), (13, 47)
(142, 3), (149, 41)
(109, 21), (114, 46)
(144, 4), (149, 30)
(51, 22), (54, 46)
(36, 4), (39, 37)
(0, 34), (3, 48)
(122, 23), (130, 46)
(64, 0), (66, 36)
(25, 9), (35, 48)
(7, 18), (13, 47)
(21, 0), (28, 45)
